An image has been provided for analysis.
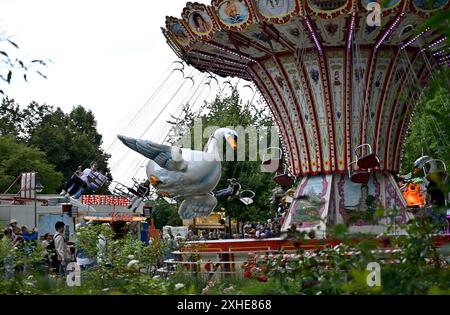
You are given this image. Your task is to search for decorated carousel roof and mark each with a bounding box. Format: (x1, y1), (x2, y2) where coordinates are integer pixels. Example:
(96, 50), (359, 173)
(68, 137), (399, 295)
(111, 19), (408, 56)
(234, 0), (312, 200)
(161, 0), (449, 176)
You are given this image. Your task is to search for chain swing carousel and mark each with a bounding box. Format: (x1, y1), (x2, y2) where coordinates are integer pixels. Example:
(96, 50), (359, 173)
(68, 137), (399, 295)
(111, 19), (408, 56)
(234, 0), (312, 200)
(155, 0), (450, 237)
(116, 0), (450, 274)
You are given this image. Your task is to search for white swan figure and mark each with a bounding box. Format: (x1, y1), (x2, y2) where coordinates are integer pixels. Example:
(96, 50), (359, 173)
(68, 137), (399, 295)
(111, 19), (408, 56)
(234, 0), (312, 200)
(117, 128), (238, 219)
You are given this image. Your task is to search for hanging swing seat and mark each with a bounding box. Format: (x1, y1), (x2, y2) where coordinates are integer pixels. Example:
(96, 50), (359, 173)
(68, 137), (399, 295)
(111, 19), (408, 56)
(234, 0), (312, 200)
(86, 171), (108, 189)
(423, 159), (448, 184)
(113, 178), (150, 202)
(350, 170), (371, 184)
(349, 144), (380, 184)
(354, 144), (380, 169)
(130, 178), (150, 197)
(239, 190), (255, 206)
(262, 158), (284, 173)
(348, 160), (370, 184)
(261, 147), (284, 173)
(274, 173), (295, 187)
(273, 163), (296, 187)
(357, 153), (380, 169)
(112, 181), (132, 198)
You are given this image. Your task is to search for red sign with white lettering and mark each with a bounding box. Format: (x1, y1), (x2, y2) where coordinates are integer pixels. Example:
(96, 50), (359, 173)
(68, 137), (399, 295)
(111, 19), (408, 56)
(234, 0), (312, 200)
(81, 195), (129, 206)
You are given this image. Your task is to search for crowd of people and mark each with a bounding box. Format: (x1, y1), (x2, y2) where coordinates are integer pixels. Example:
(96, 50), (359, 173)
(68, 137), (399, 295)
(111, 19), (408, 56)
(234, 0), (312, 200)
(181, 212), (286, 241)
(242, 216), (283, 239)
(2, 218), (76, 278)
(3, 219), (38, 246)
(185, 229), (226, 241)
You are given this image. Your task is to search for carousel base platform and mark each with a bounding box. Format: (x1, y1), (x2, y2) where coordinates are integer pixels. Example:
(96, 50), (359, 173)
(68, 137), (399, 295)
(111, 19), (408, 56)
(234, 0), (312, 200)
(180, 235), (450, 254)
(164, 235), (450, 276)
(281, 172), (413, 238)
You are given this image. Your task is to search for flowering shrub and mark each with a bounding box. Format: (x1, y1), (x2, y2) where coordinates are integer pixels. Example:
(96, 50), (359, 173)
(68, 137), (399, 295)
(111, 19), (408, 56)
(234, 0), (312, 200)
(0, 223), (169, 294)
(0, 215), (448, 295)
(172, 217), (449, 295)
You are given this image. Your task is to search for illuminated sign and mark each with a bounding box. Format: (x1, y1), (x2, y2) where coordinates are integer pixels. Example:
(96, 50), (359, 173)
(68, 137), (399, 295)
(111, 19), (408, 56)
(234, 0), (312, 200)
(84, 212), (146, 222)
(81, 195), (129, 206)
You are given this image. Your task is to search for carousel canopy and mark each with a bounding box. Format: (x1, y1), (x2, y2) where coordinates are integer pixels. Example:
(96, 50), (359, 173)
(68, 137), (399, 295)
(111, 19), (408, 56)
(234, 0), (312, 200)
(162, 0), (449, 176)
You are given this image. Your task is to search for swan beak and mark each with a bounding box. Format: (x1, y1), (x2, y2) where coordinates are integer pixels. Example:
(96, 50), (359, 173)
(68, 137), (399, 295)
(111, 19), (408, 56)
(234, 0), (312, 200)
(150, 175), (160, 186)
(226, 135), (237, 150)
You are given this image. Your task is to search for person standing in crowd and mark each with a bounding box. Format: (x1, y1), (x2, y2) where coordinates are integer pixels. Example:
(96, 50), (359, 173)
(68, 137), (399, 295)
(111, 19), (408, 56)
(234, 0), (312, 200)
(8, 219), (20, 240)
(42, 233), (53, 269)
(54, 221), (69, 276)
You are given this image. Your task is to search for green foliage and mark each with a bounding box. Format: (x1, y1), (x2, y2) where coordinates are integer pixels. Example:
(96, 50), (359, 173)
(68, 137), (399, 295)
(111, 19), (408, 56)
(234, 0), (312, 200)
(0, 216), (448, 295)
(165, 211), (450, 296)
(28, 105), (111, 182)
(401, 68), (450, 177)
(0, 223), (169, 294)
(0, 97), (111, 192)
(152, 198), (182, 230)
(0, 136), (64, 193)
(417, 9), (450, 46)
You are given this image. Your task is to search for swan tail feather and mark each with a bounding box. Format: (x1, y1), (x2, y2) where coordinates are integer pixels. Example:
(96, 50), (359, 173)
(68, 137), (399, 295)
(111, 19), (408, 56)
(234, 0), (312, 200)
(178, 194), (217, 219)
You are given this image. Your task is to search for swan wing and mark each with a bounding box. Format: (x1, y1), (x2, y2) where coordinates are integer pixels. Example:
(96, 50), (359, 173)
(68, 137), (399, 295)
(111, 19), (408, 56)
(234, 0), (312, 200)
(117, 135), (187, 171)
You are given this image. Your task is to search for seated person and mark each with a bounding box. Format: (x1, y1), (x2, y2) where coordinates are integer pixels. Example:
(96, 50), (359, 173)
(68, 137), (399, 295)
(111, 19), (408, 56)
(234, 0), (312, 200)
(60, 165), (84, 196)
(63, 163), (107, 199)
(398, 156), (430, 187)
(72, 169), (108, 199)
(214, 178), (240, 199)
(128, 180), (150, 212)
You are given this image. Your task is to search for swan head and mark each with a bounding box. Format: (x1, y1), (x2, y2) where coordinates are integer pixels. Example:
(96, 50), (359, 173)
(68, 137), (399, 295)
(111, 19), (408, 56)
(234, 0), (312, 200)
(213, 128), (238, 150)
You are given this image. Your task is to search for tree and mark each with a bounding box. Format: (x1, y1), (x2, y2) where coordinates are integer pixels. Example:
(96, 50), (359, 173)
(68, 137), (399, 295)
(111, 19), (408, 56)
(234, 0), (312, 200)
(401, 68), (450, 174)
(0, 96), (23, 138)
(0, 97), (53, 141)
(0, 136), (64, 193)
(0, 98), (112, 191)
(28, 105), (112, 189)
(151, 198), (182, 230)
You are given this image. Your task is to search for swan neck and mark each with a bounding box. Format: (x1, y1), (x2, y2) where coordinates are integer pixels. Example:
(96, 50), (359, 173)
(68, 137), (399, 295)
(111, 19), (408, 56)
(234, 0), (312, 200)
(206, 129), (225, 153)
(206, 136), (218, 153)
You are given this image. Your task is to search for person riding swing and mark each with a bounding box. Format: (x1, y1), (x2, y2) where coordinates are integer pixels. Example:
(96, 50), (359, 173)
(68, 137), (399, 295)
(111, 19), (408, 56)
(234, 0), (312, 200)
(127, 179), (151, 212)
(214, 178), (241, 199)
(60, 162), (107, 198)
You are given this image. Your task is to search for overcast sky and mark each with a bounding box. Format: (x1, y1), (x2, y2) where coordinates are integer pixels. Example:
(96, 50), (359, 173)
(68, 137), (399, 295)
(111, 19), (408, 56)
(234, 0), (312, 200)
(1, 0), (255, 186)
